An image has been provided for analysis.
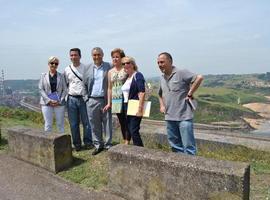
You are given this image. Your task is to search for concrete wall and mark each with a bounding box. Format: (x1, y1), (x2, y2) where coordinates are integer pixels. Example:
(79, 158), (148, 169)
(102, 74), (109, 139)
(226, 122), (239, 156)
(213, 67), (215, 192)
(108, 144), (250, 200)
(7, 127), (72, 173)
(113, 125), (240, 153)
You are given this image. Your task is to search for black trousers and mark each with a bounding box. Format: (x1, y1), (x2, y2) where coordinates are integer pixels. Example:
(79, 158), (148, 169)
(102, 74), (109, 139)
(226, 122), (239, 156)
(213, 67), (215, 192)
(124, 103), (143, 146)
(116, 110), (131, 141)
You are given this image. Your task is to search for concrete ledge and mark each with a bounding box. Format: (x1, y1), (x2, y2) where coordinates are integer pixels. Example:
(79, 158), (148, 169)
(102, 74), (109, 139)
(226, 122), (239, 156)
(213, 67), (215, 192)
(108, 144), (250, 200)
(113, 126), (240, 152)
(7, 127), (72, 173)
(147, 131), (240, 151)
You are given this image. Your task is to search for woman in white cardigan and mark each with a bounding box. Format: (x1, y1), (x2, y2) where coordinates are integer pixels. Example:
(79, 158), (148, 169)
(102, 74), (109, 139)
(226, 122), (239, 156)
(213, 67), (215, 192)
(39, 56), (67, 133)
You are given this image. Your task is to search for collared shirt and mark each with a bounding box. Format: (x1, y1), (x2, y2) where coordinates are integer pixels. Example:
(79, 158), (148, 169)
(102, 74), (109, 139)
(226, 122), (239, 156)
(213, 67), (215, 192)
(64, 63), (87, 96)
(90, 64), (104, 97)
(159, 66), (197, 121)
(49, 73), (57, 93)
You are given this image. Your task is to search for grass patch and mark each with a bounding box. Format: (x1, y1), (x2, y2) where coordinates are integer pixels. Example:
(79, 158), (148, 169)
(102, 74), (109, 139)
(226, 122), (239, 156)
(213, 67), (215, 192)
(0, 135), (8, 152)
(197, 144), (270, 174)
(147, 87), (265, 124)
(58, 150), (109, 190)
(196, 87), (267, 104)
(0, 106), (44, 124)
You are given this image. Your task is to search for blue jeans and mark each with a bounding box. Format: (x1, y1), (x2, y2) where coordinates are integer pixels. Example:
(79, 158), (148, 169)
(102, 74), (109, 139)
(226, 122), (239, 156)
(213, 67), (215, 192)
(67, 96), (92, 148)
(166, 120), (196, 155)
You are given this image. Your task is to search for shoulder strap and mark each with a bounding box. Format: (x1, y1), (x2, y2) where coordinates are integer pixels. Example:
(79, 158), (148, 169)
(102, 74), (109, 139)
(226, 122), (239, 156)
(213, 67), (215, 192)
(69, 65), (83, 81)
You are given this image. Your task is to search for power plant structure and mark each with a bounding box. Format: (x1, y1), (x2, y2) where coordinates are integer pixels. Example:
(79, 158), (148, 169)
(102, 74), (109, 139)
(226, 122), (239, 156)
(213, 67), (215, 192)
(0, 70), (4, 97)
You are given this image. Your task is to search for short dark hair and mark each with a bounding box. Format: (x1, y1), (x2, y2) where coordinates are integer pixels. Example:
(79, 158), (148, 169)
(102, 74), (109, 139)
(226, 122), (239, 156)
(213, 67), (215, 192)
(159, 52), (173, 63)
(70, 48), (81, 57)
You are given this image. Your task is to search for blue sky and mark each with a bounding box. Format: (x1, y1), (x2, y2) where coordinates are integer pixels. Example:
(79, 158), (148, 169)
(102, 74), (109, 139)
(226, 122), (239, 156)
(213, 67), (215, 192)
(0, 0), (269, 79)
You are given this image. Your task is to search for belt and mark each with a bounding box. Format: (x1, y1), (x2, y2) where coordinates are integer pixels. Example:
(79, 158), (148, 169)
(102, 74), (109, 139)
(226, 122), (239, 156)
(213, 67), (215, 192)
(89, 96), (104, 99)
(68, 94), (83, 98)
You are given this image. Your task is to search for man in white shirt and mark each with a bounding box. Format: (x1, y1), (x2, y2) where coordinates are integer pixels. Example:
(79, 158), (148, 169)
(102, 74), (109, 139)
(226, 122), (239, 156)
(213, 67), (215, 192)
(64, 48), (92, 151)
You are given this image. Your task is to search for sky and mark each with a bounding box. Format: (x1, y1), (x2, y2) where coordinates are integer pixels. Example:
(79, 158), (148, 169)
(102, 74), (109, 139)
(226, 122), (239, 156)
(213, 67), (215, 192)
(0, 0), (270, 80)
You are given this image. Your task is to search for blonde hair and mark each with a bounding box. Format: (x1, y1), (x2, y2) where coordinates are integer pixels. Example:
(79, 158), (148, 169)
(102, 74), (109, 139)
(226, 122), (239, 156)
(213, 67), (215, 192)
(122, 56), (138, 71)
(48, 56), (59, 64)
(111, 48), (125, 58)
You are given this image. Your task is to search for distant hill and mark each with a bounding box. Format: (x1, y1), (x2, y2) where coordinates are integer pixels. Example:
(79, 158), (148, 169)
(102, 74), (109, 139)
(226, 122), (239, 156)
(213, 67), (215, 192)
(147, 73), (270, 126)
(202, 73), (270, 92)
(5, 79), (38, 92)
(4, 73), (270, 126)
(5, 72), (270, 92)
(148, 72), (270, 95)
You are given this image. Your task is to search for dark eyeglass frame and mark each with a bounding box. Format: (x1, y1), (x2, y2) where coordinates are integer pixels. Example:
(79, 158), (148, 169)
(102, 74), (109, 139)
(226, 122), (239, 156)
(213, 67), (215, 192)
(50, 62), (59, 66)
(122, 62), (131, 66)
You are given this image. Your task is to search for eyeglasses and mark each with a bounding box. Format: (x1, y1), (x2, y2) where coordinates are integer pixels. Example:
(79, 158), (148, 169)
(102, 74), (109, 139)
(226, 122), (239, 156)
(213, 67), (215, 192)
(50, 62), (59, 66)
(122, 62), (131, 66)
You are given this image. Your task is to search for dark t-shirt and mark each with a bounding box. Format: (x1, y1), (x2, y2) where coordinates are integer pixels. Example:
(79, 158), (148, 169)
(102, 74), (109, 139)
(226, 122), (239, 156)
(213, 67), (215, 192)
(49, 73), (57, 93)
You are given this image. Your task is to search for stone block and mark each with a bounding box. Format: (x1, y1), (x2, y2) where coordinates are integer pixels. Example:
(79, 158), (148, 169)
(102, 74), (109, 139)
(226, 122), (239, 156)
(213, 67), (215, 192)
(108, 144), (250, 200)
(7, 127), (72, 173)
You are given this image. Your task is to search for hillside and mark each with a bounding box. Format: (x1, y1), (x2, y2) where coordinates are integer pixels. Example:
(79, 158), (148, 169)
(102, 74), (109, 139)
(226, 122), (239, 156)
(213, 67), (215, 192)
(148, 87), (266, 124)
(2, 72), (270, 127)
(202, 73), (270, 95)
(147, 73), (270, 127)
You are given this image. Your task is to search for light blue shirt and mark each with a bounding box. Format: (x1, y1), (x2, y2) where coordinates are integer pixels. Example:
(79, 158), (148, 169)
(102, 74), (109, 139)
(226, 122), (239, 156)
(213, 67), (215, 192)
(91, 64), (104, 97)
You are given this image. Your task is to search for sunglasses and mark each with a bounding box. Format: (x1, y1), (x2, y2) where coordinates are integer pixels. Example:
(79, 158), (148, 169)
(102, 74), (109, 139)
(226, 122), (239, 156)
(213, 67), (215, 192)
(50, 62), (59, 66)
(122, 62), (131, 66)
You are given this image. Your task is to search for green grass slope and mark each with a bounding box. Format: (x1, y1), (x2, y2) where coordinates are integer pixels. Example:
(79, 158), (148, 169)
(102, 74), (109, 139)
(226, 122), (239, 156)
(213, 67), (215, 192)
(148, 87), (266, 123)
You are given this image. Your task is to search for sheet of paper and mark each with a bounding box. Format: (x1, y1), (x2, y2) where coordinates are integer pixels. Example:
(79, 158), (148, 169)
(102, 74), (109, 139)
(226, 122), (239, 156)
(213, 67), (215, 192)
(187, 98), (197, 111)
(127, 100), (151, 117)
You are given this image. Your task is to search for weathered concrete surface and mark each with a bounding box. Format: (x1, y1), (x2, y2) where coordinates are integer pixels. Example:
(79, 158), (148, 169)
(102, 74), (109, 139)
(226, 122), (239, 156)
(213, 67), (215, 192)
(108, 144), (250, 200)
(0, 153), (124, 200)
(7, 127), (73, 173)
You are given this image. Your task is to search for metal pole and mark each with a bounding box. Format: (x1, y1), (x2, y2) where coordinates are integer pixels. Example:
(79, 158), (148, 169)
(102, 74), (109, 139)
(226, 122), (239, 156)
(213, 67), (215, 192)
(0, 70), (4, 96)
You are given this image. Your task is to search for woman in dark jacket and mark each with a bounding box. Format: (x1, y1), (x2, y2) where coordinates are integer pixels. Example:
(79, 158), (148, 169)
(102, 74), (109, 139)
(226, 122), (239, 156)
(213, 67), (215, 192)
(121, 56), (145, 146)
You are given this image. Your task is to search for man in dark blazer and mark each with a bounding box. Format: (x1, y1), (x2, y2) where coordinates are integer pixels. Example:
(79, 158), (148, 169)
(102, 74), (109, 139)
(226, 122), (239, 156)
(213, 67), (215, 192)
(85, 47), (112, 155)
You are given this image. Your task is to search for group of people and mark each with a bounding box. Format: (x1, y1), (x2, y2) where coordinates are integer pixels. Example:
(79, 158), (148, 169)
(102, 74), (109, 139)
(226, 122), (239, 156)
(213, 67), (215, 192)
(39, 48), (203, 156)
